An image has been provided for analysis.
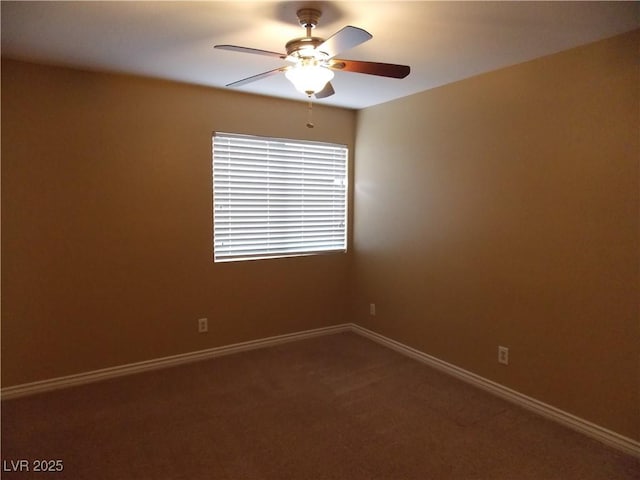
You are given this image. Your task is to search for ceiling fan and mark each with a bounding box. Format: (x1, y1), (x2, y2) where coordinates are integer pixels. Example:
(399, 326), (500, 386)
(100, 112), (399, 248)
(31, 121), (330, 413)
(214, 8), (410, 100)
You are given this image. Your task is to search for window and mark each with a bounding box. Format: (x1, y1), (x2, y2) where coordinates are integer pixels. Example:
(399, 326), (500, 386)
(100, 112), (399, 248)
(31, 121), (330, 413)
(212, 132), (348, 262)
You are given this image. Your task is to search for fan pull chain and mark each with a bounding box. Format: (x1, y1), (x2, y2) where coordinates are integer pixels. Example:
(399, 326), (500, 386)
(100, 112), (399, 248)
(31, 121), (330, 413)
(306, 97), (314, 128)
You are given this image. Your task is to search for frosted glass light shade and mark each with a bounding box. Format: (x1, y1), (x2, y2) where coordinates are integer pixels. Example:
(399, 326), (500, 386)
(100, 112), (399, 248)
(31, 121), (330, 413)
(285, 64), (334, 95)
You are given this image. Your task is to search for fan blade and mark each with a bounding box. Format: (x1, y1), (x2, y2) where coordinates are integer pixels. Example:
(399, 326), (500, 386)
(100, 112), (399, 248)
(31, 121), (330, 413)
(316, 26), (372, 59)
(314, 82), (335, 99)
(226, 67), (288, 88)
(329, 59), (410, 79)
(214, 44), (286, 59)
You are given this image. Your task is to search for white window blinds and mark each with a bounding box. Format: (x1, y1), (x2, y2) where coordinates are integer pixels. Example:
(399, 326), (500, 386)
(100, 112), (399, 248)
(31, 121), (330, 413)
(213, 132), (348, 262)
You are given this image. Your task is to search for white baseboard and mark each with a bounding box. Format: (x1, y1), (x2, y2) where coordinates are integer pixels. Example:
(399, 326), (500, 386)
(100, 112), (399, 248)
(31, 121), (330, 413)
(2, 321), (638, 458)
(350, 323), (640, 459)
(0, 324), (351, 400)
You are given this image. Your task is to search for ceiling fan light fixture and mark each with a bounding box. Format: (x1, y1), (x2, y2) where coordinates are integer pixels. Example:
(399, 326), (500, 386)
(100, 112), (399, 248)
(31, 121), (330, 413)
(285, 62), (334, 96)
(215, 6), (410, 103)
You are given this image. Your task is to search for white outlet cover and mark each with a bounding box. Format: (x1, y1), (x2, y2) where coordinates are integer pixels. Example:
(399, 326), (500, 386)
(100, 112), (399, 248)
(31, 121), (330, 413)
(498, 346), (509, 365)
(198, 318), (208, 333)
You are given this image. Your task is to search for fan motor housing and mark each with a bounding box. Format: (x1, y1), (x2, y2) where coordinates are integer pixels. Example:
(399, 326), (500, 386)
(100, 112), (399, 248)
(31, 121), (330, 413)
(285, 37), (325, 58)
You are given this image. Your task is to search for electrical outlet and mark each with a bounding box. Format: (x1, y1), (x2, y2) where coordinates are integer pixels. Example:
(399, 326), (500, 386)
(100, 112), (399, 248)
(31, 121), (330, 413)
(369, 303), (376, 316)
(198, 318), (208, 333)
(498, 346), (509, 365)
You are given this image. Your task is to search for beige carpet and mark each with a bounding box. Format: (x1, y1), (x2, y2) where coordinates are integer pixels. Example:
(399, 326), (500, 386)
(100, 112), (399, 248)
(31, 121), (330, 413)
(2, 332), (639, 479)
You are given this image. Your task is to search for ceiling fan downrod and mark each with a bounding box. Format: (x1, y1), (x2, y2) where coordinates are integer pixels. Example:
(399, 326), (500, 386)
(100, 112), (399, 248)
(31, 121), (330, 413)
(285, 8), (324, 56)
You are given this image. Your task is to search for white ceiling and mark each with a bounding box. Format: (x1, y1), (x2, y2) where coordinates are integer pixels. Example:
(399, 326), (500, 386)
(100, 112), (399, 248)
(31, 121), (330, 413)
(1, 1), (638, 110)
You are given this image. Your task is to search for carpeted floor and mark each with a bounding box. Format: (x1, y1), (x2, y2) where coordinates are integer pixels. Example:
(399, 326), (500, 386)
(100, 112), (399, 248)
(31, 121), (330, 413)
(2, 332), (639, 479)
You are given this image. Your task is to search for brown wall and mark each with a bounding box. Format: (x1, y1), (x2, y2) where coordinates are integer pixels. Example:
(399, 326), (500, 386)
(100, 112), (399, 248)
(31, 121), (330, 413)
(1, 59), (356, 386)
(352, 30), (639, 440)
